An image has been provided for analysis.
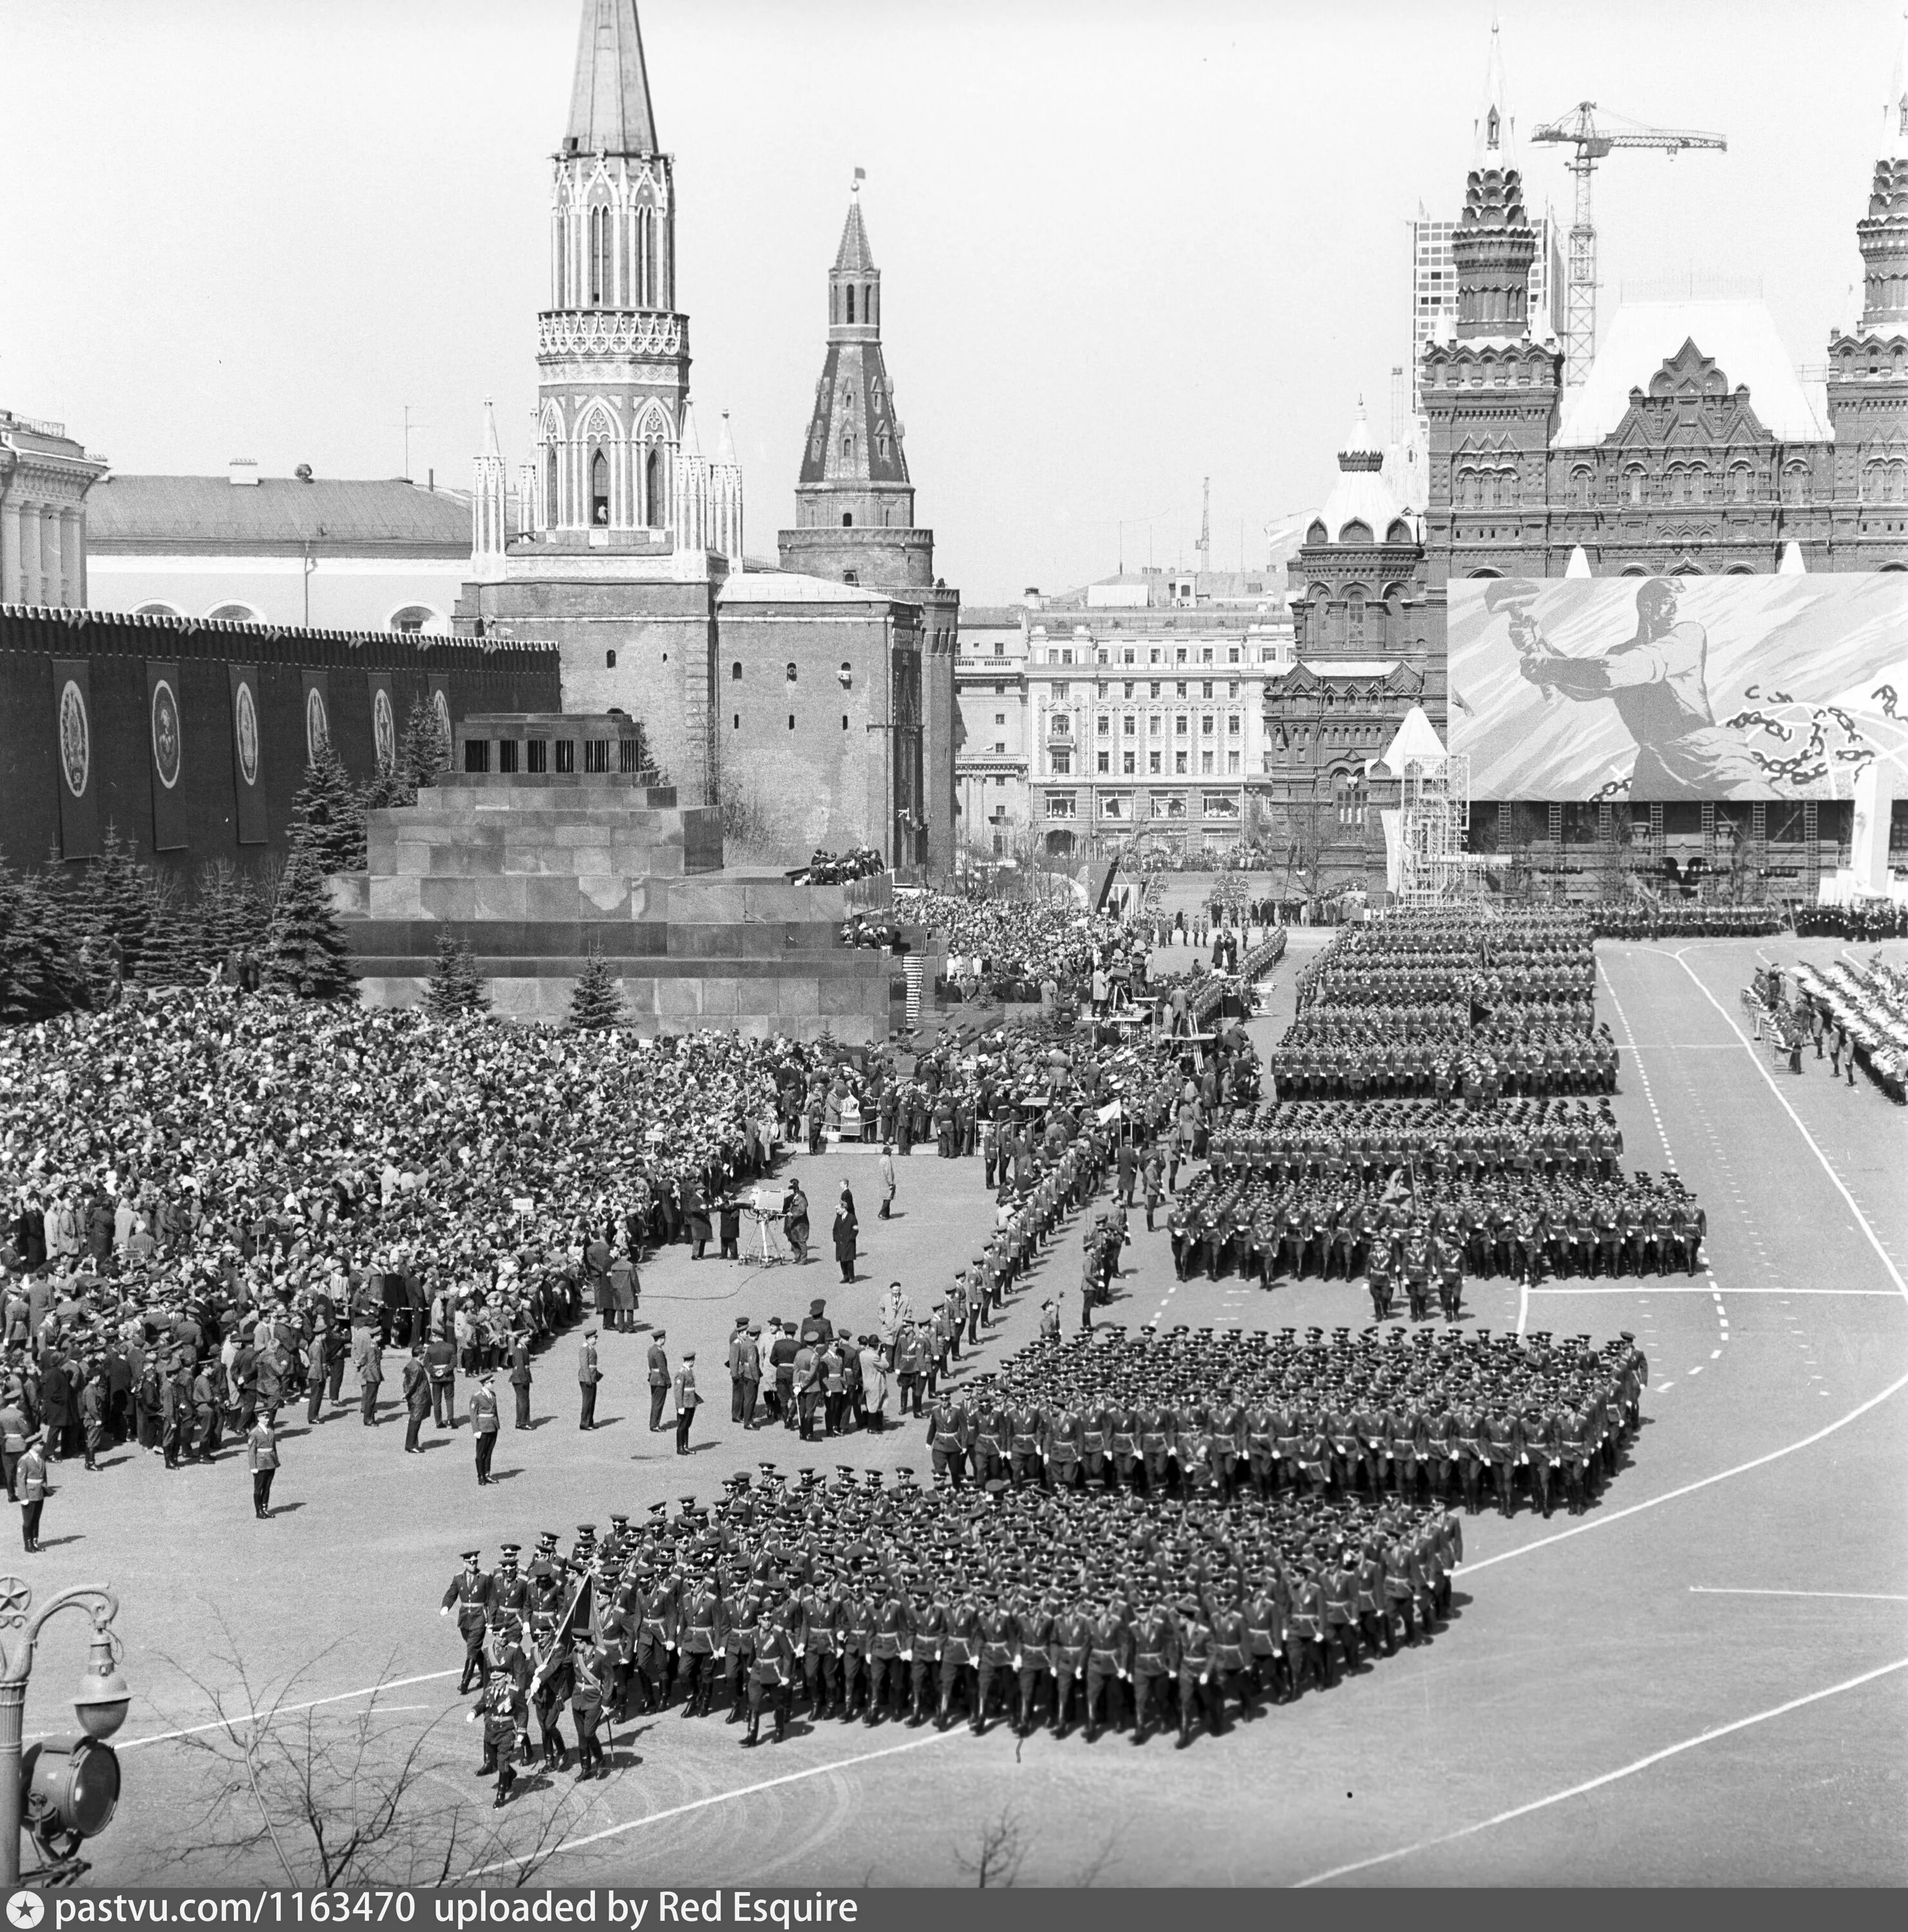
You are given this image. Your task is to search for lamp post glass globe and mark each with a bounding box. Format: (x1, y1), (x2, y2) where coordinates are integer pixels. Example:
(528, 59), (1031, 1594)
(73, 1632), (130, 1741)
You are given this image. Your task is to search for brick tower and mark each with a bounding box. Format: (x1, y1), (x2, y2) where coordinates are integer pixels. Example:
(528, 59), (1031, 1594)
(779, 182), (961, 873)
(1420, 23), (1563, 607)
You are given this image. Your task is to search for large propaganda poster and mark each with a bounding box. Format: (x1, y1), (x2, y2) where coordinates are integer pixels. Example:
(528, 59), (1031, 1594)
(1447, 573), (1908, 801)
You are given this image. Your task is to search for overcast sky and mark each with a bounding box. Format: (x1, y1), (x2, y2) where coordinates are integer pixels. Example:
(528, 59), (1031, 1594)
(3, 0), (1901, 603)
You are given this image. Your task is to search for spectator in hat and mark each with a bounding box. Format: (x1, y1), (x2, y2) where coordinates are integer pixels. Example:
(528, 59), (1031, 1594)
(578, 1329), (603, 1432)
(646, 1331), (670, 1432)
(728, 1320), (760, 1429)
(508, 1330), (534, 1430)
(402, 1340), (431, 1455)
(832, 1189), (858, 1285)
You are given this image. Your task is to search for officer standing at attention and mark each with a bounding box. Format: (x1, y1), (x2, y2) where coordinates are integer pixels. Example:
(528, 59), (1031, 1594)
(578, 1329), (603, 1432)
(247, 1412), (280, 1519)
(471, 1371), (502, 1484)
(674, 1352), (702, 1455)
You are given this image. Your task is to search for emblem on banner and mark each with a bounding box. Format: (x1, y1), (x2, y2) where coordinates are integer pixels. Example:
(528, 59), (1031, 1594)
(57, 681), (90, 799)
(235, 681), (260, 788)
(373, 687), (397, 771)
(306, 686), (330, 764)
(151, 679), (182, 791)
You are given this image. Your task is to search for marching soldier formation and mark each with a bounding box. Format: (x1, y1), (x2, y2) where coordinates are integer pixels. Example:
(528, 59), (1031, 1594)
(1593, 904), (1783, 940)
(439, 1470), (1464, 1771)
(436, 1310), (1647, 1785)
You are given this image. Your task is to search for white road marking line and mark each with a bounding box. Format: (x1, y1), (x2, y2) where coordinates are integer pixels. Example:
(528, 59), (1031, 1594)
(462, 1726), (959, 1875)
(1671, 954), (1908, 1312)
(1464, 1363), (1908, 1576)
(1687, 1365), (1704, 1376)
(1516, 1280), (1529, 1340)
(120, 1667), (462, 1751)
(1527, 1287), (1899, 1296)
(1296, 1656), (1908, 1887)
(1689, 1587), (1908, 1603)
(1712, 1349), (1723, 1360)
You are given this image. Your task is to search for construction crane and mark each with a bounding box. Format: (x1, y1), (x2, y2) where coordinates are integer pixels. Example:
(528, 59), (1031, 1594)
(1529, 102), (1726, 392)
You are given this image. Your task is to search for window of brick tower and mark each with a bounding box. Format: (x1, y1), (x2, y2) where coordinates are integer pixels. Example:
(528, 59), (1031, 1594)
(645, 448), (664, 529)
(843, 513), (853, 527)
(590, 450), (610, 526)
(846, 285), (856, 324)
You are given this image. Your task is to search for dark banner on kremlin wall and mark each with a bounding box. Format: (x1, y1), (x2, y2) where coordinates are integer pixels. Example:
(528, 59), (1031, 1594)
(1447, 573), (1908, 802)
(227, 661), (267, 846)
(50, 656), (99, 860)
(146, 659), (187, 851)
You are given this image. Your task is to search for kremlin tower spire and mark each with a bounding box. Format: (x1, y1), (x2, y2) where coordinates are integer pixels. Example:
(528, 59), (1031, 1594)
(777, 173), (961, 875)
(1856, 13), (1908, 333)
(792, 176), (916, 536)
(564, 0), (658, 157)
(471, 399), (507, 580)
(1452, 21), (1535, 341)
(529, 0), (690, 540)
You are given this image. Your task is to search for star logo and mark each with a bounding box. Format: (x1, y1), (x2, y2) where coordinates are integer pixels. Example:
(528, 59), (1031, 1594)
(8, 1891), (46, 1928)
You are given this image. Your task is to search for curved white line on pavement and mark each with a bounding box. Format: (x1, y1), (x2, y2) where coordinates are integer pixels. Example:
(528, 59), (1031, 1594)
(1296, 1655), (1908, 1886)
(462, 1727), (959, 1875)
(1463, 1363), (1908, 1575)
(1667, 950), (1907, 1307)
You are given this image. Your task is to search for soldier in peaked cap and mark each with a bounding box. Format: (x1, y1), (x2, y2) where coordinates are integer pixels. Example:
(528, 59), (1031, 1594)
(440, 1549), (492, 1694)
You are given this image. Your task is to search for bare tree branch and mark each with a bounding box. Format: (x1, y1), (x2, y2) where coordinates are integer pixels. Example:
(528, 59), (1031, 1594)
(951, 1804), (1031, 1889)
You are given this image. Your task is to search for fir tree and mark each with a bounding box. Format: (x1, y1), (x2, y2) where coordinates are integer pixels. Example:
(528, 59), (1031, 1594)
(263, 844), (357, 1001)
(138, 890), (204, 987)
(454, 938), (490, 1013)
(400, 694), (451, 794)
(0, 855), (90, 1023)
(566, 947), (623, 1031)
(291, 735), (368, 876)
(425, 931), (489, 1019)
(361, 760), (417, 814)
(71, 822), (156, 981)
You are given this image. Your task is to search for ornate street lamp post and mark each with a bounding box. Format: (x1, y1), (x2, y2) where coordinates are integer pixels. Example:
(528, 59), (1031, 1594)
(0, 1578), (131, 1886)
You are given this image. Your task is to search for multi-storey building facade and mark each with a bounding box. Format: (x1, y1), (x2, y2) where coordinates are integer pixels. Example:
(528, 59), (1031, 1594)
(954, 607), (1032, 859)
(1024, 594), (1292, 860)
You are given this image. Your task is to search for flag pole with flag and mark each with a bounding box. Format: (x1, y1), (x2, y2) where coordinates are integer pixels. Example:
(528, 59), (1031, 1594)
(531, 1571), (593, 1698)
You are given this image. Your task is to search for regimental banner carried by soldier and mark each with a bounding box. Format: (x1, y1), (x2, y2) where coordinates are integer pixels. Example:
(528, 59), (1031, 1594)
(1448, 573), (1908, 802)
(228, 662), (267, 845)
(50, 656), (99, 859)
(146, 660), (187, 851)
(367, 671), (398, 773)
(301, 668), (332, 764)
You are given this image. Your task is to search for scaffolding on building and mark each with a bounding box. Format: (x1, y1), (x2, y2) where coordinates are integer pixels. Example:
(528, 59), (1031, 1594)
(1398, 750), (1484, 904)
